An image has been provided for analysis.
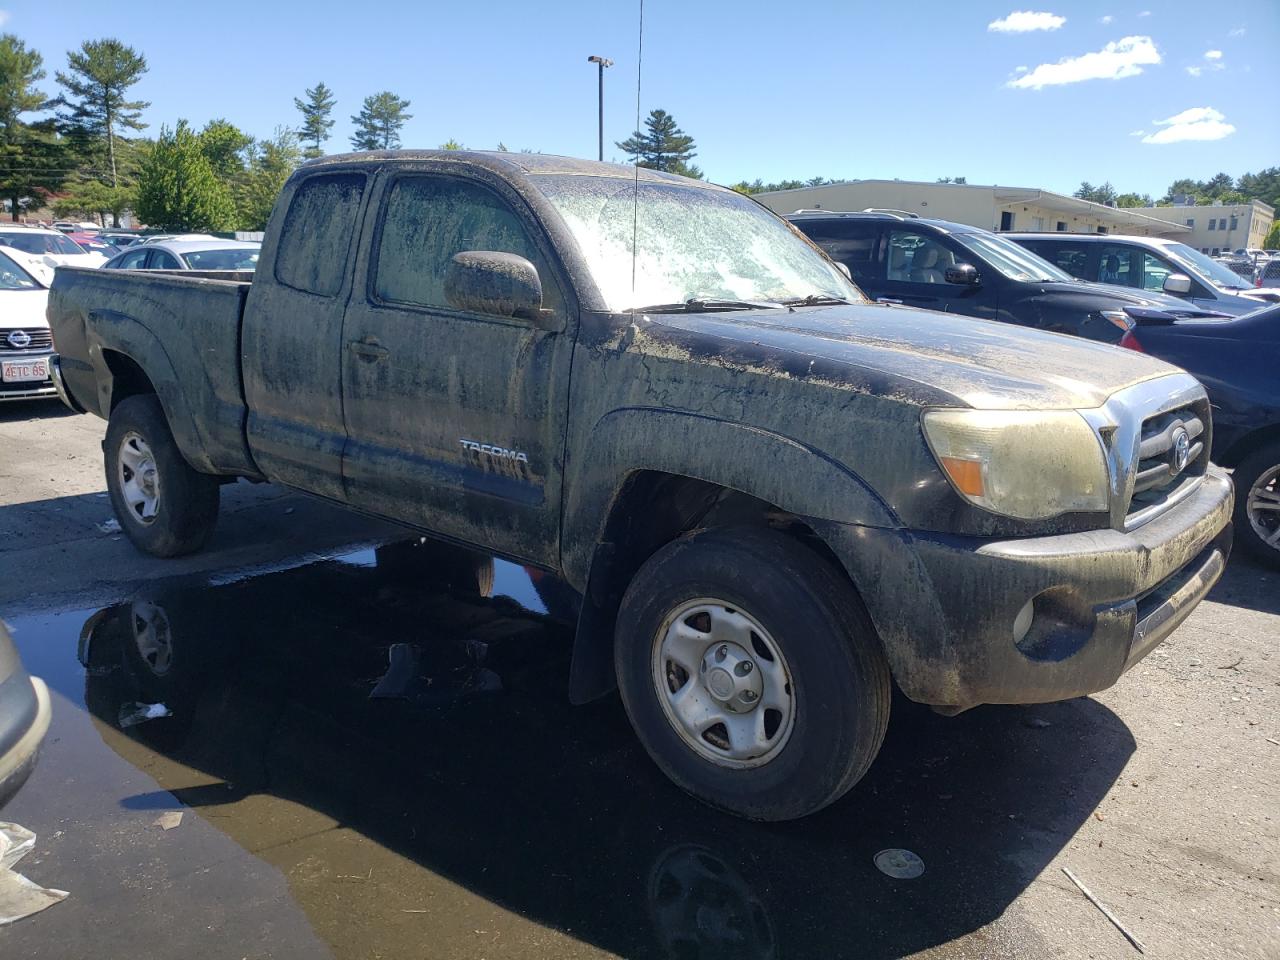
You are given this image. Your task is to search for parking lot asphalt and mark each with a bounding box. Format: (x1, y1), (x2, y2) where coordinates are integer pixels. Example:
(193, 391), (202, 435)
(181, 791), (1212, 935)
(1, 400), (1277, 960)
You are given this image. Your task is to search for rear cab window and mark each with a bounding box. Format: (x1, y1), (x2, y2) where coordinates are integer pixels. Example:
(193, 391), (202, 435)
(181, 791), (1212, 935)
(275, 173), (367, 297)
(796, 220), (882, 282)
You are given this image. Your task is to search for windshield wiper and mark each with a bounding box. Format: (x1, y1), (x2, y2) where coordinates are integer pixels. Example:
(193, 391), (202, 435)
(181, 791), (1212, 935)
(626, 298), (782, 314)
(776, 294), (853, 306)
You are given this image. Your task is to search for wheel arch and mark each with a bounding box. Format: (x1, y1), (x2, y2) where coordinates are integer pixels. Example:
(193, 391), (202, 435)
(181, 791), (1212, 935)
(1216, 423), (1280, 469)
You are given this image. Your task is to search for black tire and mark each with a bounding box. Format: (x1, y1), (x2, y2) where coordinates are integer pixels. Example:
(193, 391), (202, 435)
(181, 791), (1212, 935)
(1232, 441), (1280, 569)
(615, 526), (891, 821)
(105, 395), (219, 557)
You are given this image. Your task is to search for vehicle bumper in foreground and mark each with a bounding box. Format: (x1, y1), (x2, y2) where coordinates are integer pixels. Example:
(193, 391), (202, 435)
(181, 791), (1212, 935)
(824, 468), (1233, 711)
(0, 624), (53, 809)
(48, 353), (85, 412)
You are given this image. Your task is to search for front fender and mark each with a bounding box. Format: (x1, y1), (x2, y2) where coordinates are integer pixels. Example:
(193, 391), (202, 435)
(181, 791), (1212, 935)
(561, 406), (900, 589)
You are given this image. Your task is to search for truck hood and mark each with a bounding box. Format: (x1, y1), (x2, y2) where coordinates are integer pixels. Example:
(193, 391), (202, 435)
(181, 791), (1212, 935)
(644, 302), (1181, 411)
(0, 289), (51, 329)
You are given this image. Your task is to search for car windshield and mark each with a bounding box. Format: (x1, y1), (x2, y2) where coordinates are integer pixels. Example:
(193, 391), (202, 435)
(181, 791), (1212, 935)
(951, 232), (1074, 282)
(0, 231), (87, 256)
(183, 247), (260, 270)
(535, 175), (861, 311)
(0, 249), (42, 289)
(1162, 242), (1251, 290)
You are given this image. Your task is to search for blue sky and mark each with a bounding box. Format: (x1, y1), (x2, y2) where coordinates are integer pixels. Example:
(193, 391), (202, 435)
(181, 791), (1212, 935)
(6, 1), (1277, 197)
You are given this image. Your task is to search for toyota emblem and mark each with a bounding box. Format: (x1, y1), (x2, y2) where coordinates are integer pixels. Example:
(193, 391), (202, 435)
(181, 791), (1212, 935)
(6, 329), (31, 349)
(1171, 427), (1191, 474)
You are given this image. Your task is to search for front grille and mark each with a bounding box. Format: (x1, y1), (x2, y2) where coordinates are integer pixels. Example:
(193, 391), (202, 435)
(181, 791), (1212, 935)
(1126, 399), (1210, 523)
(0, 328), (53, 353)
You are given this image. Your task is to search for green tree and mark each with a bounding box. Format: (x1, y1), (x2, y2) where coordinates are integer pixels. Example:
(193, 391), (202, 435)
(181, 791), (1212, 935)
(616, 109), (700, 176)
(55, 38), (148, 190)
(134, 120), (235, 231)
(1237, 168), (1280, 211)
(0, 34), (69, 221)
(239, 127), (301, 230)
(293, 81), (335, 159)
(51, 179), (135, 224)
(1074, 181), (1118, 204)
(1263, 221), (1280, 250)
(1114, 192), (1153, 208)
(198, 118), (252, 181)
(350, 92), (411, 150)
(440, 139), (463, 150)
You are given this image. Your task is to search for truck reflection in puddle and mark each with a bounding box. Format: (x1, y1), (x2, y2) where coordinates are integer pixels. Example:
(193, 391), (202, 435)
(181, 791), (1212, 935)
(73, 539), (1132, 960)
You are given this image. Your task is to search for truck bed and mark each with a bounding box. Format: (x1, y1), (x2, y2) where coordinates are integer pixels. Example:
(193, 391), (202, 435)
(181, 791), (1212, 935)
(48, 267), (259, 477)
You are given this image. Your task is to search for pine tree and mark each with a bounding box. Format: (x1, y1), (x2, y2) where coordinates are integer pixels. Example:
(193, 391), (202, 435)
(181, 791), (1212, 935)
(55, 38), (148, 190)
(134, 120), (235, 231)
(294, 81), (335, 159)
(0, 34), (69, 221)
(240, 127), (302, 230)
(350, 92), (411, 151)
(616, 109), (699, 177)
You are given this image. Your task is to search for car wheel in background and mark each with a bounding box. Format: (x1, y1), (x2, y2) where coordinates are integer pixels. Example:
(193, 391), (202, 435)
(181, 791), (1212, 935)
(1233, 440), (1280, 569)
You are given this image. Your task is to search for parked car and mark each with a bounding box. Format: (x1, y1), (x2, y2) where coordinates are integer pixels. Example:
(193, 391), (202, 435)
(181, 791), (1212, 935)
(102, 238), (261, 272)
(786, 211), (1217, 343)
(1118, 303), (1280, 566)
(0, 247), (56, 402)
(137, 233), (218, 245)
(0, 621), (52, 808)
(97, 231), (142, 249)
(67, 231), (120, 260)
(48, 151), (1233, 821)
(1010, 232), (1273, 315)
(51, 220), (77, 234)
(0, 226), (107, 269)
(1255, 258), (1280, 299)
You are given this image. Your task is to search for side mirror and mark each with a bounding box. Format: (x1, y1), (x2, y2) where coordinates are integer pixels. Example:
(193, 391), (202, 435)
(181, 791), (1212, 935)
(945, 263), (980, 286)
(1163, 273), (1192, 295)
(834, 262), (852, 280)
(444, 251), (554, 328)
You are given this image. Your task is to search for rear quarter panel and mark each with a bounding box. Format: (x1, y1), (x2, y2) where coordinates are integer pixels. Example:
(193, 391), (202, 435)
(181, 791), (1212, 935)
(48, 267), (256, 476)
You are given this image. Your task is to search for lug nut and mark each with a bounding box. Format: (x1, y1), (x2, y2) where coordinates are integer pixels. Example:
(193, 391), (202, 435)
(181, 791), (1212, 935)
(735, 661), (754, 676)
(741, 690), (758, 703)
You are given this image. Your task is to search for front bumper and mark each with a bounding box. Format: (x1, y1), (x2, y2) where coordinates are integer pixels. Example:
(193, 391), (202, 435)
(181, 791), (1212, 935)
(823, 468), (1233, 710)
(0, 352), (57, 403)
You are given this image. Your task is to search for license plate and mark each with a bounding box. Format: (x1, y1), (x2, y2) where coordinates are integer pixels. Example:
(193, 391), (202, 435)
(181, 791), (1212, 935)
(1, 356), (50, 383)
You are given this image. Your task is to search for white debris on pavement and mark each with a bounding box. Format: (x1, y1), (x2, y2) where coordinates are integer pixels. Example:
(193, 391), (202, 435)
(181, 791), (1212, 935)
(0, 822), (68, 926)
(153, 812), (183, 831)
(117, 701), (172, 728)
(96, 518), (121, 534)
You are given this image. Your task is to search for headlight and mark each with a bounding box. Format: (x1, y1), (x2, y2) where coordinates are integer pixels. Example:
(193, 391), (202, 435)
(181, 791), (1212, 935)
(922, 409), (1109, 520)
(1099, 309), (1133, 331)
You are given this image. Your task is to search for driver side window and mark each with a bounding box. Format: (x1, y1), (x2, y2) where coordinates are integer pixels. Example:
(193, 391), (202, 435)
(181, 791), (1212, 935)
(1140, 253), (1173, 292)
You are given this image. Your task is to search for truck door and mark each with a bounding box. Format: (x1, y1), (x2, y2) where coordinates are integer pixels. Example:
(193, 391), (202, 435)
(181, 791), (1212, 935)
(339, 169), (575, 566)
(882, 228), (997, 318)
(242, 171), (370, 500)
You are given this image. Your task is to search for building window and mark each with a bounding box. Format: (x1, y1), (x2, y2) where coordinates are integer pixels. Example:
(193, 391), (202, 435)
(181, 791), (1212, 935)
(1211, 247), (1220, 256)
(1208, 219), (1216, 231)
(1185, 218), (1195, 228)
(1056, 221), (1067, 232)
(999, 211), (1014, 231)
(1032, 216), (1044, 231)
(1096, 226), (1108, 234)
(1230, 216), (1238, 230)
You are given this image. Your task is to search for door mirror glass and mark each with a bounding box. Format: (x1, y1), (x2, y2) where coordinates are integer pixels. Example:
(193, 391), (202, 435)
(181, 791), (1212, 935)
(1163, 273), (1192, 295)
(445, 251), (545, 323)
(834, 261), (852, 280)
(945, 263), (980, 286)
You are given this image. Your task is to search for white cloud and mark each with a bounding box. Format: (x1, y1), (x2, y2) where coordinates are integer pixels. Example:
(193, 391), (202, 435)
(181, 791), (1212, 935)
(1142, 107), (1236, 144)
(0, 11), (9, 26)
(1129, 129), (1146, 137)
(1008, 36), (1160, 89)
(1015, 65), (1029, 73)
(1185, 66), (1202, 76)
(1099, 14), (1113, 24)
(1228, 26), (1246, 37)
(1204, 49), (1222, 60)
(1138, 9), (1151, 16)
(988, 10), (1066, 33)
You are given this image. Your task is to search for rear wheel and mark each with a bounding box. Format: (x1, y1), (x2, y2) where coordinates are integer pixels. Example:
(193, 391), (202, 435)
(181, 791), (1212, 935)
(105, 395), (220, 557)
(1234, 440), (1280, 568)
(615, 526), (890, 821)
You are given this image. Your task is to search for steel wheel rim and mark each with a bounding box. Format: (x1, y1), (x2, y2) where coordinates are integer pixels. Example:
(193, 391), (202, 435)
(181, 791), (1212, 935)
(117, 431), (160, 525)
(131, 601), (173, 675)
(652, 598), (796, 769)
(1246, 463), (1280, 552)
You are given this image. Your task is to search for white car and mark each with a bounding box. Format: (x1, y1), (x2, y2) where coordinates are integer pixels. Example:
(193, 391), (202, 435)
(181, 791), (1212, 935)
(0, 227), (107, 269)
(103, 238), (260, 272)
(0, 247), (55, 402)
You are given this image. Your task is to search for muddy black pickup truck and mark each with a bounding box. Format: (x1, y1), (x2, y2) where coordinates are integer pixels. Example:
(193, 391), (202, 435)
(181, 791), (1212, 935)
(48, 152), (1233, 820)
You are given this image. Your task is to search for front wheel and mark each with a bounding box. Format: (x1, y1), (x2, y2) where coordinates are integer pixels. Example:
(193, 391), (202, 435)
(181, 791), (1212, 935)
(105, 395), (220, 557)
(1234, 440), (1280, 569)
(615, 526), (890, 821)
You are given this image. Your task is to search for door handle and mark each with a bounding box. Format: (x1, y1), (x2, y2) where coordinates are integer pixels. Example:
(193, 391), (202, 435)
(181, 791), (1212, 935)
(875, 297), (903, 304)
(347, 338), (389, 361)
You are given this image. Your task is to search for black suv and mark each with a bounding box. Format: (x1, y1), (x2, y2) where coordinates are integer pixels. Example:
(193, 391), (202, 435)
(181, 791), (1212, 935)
(788, 212), (1213, 343)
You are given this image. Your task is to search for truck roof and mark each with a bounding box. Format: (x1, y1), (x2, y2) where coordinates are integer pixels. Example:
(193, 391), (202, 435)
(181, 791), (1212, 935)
(302, 149), (728, 190)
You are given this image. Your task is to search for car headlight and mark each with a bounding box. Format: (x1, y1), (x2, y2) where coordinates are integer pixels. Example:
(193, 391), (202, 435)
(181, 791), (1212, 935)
(922, 409), (1109, 520)
(1099, 308), (1133, 331)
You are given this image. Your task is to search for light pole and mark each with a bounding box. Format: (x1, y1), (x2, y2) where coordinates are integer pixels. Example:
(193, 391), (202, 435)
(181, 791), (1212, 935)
(587, 55), (613, 162)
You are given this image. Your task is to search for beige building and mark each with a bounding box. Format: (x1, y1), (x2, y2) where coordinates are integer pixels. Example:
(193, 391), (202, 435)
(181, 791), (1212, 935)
(1129, 199), (1274, 255)
(755, 179), (1190, 238)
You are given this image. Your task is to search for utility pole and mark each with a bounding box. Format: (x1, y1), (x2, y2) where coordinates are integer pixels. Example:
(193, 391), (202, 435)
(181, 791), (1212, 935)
(587, 55), (613, 161)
